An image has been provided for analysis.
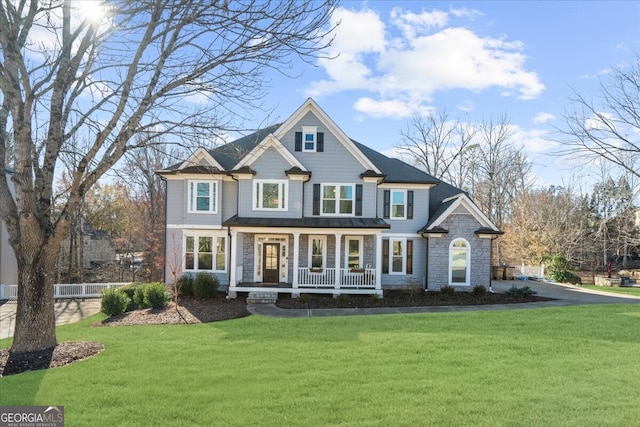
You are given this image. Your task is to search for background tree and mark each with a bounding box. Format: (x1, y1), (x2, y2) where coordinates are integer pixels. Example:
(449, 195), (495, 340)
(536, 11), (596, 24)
(0, 0), (336, 355)
(556, 55), (640, 180)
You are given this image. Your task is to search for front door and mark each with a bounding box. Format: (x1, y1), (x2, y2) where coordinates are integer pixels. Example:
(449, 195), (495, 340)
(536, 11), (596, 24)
(262, 243), (280, 283)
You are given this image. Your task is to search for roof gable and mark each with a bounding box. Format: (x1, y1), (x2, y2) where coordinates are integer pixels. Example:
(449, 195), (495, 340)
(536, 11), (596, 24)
(179, 147), (224, 170)
(425, 193), (500, 232)
(234, 134), (307, 172)
(273, 98), (381, 174)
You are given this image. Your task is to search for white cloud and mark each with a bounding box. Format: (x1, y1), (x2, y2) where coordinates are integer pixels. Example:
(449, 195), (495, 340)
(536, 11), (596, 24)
(307, 6), (545, 118)
(533, 112), (555, 124)
(353, 97), (414, 118)
(511, 125), (558, 154)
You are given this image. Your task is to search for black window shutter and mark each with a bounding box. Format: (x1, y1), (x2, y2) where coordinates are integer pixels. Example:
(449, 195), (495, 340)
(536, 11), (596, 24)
(407, 190), (414, 219)
(317, 132), (324, 152)
(355, 184), (363, 216)
(313, 184), (320, 215)
(295, 132), (302, 152)
(383, 190), (390, 218)
(406, 240), (413, 274)
(382, 239), (389, 274)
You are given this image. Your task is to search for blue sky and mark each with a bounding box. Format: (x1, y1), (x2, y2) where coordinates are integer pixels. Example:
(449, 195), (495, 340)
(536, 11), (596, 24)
(247, 1), (640, 190)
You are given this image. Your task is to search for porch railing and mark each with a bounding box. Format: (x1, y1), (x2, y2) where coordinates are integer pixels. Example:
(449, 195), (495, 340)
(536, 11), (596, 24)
(297, 268), (336, 288)
(0, 282), (129, 300)
(296, 268), (376, 289)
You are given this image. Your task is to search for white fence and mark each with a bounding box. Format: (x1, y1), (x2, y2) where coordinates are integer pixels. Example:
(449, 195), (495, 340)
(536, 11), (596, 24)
(513, 265), (545, 280)
(0, 282), (129, 300)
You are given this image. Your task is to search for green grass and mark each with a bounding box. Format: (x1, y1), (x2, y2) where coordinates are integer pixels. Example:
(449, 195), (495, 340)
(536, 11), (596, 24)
(3, 305), (640, 426)
(582, 284), (640, 296)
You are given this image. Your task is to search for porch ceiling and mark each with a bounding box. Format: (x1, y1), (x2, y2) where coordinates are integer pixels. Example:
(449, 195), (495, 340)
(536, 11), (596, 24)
(223, 215), (390, 229)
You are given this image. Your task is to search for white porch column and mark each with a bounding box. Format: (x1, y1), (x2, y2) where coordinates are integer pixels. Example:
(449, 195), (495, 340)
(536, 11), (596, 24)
(292, 232), (300, 290)
(375, 233), (383, 292)
(334, 233), (343, 290)
(229, 229), (238, 287)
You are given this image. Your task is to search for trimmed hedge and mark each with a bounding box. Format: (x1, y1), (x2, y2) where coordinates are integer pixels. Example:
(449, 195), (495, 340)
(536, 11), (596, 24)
(101, 288), (129, 316)
(193, 273), (219, 299)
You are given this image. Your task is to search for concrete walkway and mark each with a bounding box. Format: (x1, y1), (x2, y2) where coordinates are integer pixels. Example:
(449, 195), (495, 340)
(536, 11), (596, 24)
(247, 280), (640, 318)
(0, 299), (102, 340)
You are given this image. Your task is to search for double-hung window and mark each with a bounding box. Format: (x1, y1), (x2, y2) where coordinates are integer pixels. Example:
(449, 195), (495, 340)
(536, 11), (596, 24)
(391, 190), (406, 219)
(254, 180), (287, 210)
(322, 184), (354, 215)
(188, 180), (217, 213)
(309, 236), (326, 269)
(184, 234), (226, 272)
(302, 126), (317, 152)
(382, 238), (413, 275)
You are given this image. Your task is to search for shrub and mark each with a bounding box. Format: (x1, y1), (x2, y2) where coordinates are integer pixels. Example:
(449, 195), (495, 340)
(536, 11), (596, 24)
(565, 272), (582, 286)
(472, 285), (487, 297)
(297, 294), (311, 305)
(193, 272), (219, 299)
(335, 294), (351, 304)
(505, 285), (537, 298)
(118, 283), (141, 311)
(176, 274), (194, 298)
(101, 288), (129, 316)
(143, 282), (171, 309)
(439, 285), (455, 297)
(133, 284), (148, 308)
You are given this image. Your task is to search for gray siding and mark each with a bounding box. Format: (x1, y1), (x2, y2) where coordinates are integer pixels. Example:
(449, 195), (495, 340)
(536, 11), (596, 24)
(165, 179), (223, 227)
(221, 179), (238, 221)
(381, 237), (426, 288)
(426, 213), (492, 289)
(378, 187), (430, 234)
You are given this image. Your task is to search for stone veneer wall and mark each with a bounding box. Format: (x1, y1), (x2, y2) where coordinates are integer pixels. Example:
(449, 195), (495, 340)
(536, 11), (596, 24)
(427, 214), (491, 289)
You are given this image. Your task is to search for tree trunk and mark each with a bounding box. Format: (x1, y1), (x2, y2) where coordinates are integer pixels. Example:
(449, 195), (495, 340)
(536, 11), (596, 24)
(11, 253), (58, 354)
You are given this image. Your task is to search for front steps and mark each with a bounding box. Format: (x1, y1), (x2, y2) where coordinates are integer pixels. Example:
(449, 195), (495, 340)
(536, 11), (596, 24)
(247, 292), (278, 304)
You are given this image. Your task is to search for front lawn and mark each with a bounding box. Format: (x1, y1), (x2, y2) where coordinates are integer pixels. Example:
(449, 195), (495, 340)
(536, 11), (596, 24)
(2, 305), (640, 426)
(582, 284), (640, 296)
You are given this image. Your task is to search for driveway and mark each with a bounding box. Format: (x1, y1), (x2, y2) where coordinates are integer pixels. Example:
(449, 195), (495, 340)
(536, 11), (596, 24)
(491, 280), (640, 305)
(0, 299), (102, 340)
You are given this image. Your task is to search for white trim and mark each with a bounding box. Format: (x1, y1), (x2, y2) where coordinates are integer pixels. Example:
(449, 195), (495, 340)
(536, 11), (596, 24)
(179, 147), (224, 170)
(449, 238), (471, 286)
(430, 194), (499, 231)
(301, 126), (317, 152)
(230, 226), (384, 236)
(390, 189), (407, 220)
(253, 234), (289, 283)
(187, 180), (218, 214)
(378, 183), (436, 189)
(183, 232), (227, 273)
(167, 224), (223, 230)
(388, 237), (407, 275)
(344, 236), (363, 269)
(253, 179), (288, 211)
(234, 134), (307, 171)
(273, 98), (381, 174)
(308, 235), (327, 269)
(320, 183), (355, 216)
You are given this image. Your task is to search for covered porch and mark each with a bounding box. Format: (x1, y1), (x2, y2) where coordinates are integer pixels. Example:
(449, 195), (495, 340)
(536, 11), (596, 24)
(224, 217), (389, 298)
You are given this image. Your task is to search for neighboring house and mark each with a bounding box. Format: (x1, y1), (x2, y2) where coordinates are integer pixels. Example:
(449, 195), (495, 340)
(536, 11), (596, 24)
(0, 167), (18, 285)
(157, 99), (501, 297)
(58, 217), (116, 269)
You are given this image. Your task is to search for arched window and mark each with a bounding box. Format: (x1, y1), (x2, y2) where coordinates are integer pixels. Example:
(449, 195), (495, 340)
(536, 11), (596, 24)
(449, 238), (470, 286)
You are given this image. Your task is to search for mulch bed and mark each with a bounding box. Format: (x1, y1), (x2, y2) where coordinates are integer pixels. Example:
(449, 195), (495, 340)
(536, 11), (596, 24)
(1, 290), (553, 377)
(276, 289), (554, 309)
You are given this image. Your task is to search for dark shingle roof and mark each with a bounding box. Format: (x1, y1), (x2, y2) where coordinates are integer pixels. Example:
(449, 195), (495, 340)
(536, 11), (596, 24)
(223, 215), (389, 229)
(209, 124), (281, 170)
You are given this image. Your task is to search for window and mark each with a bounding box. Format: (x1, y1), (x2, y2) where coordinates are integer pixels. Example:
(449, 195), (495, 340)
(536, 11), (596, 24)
(322, 184), (354, 215)
(184, 234), (226, 272)
(188, 180), (217, 213)
(391, 190), (406, 219)
(449, 238), (470, 285)
(382, 238), (413, 275)
(254, 180), (287, 210)
(390, 238), (405, 274)
(309, 236), (326, 269)
(301, 126), (317, 152)
(345, 236), (363, 269)
(383, 190), (413, 220)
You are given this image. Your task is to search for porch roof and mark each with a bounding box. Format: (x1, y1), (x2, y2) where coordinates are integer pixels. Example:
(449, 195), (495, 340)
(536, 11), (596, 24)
(223, 215), (390, 229)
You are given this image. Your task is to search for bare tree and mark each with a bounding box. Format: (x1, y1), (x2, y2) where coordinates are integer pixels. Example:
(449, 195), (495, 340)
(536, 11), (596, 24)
(555, 55), (640, 180)
(396, 111), (477, 187)
(0, 0), (336, 354)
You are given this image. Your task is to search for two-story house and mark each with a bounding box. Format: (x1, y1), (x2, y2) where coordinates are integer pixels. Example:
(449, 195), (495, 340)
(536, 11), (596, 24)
(157, 99), (501, 297)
